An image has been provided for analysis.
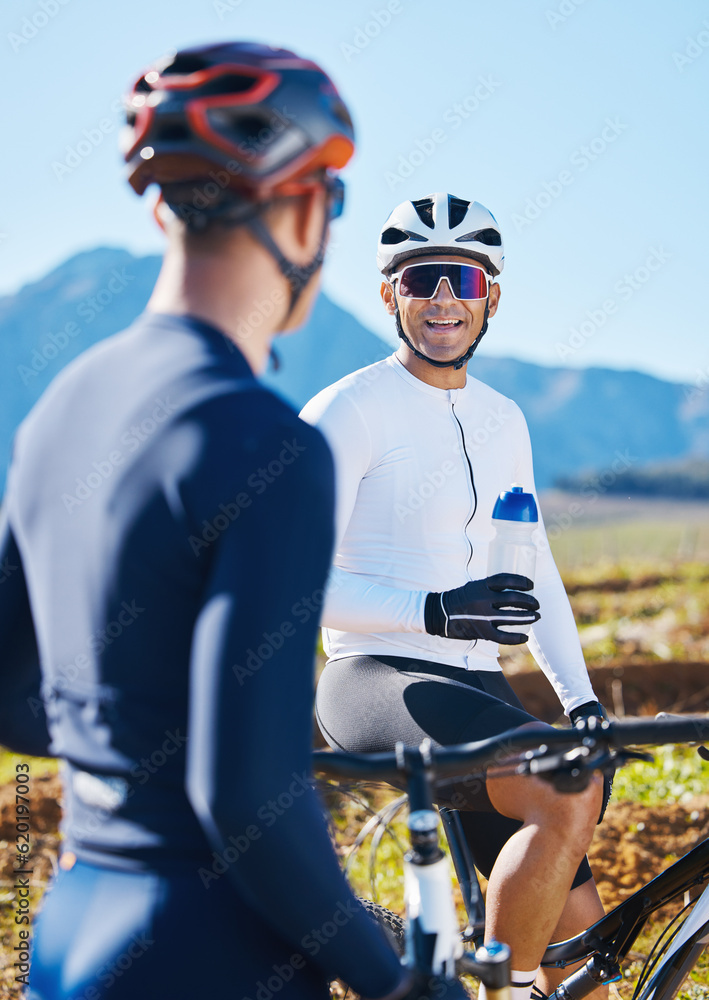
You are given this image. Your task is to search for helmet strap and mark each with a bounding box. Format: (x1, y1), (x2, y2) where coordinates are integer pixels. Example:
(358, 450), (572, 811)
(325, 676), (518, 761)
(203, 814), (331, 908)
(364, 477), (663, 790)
(247, 213), (329, 323)
(393, 295), (490, 371)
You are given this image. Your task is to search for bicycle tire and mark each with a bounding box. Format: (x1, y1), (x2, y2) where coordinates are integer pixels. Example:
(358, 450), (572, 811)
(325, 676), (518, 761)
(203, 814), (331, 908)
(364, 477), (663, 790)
(359, 897), (487, 986)
(359, 897), (407, 954)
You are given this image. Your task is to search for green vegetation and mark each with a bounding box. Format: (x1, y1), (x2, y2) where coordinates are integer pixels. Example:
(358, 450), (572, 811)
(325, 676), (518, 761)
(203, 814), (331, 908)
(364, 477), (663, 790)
(551, 524), (709, 573)
(499, 560), (709, 674)
(568, 562), (709, 667)
(613, 744), (708, 807)
(0, 751), (56, 785)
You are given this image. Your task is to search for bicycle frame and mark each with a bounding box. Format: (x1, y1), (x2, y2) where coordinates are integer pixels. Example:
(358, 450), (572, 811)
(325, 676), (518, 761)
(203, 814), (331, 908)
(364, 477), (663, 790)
(440, 770), (709, 999)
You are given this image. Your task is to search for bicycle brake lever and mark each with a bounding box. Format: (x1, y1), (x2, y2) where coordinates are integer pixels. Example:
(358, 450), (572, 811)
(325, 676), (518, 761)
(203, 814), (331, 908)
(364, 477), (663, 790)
(523, 745), (629, 793)
(523, 747), (594, 793)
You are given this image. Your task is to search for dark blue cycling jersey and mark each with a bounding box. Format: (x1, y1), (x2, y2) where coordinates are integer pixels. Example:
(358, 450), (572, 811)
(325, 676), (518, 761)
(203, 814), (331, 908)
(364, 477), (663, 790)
(0, 313), (402, 998)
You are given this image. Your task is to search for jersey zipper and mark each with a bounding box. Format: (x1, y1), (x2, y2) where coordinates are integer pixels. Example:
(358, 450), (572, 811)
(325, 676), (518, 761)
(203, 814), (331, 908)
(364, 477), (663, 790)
(450, 400), (478, 578)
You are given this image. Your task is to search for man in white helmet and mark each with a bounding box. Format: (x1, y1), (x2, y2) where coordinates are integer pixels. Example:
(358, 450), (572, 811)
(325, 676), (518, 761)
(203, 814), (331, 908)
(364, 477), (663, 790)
(301, 193), (609, 1000)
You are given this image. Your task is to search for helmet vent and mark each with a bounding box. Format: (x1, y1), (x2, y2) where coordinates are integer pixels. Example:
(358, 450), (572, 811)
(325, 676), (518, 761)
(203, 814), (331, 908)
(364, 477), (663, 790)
(154, 122), (192, 142)
(448, 195), (470, 229)
(380, 227), (409, 245)
(206, 109), (273, 145)
(380, 228), (430, 245)
(195, 72), (263, 97)
(411, 197), (435, 229)
(455, 227), (502, 246)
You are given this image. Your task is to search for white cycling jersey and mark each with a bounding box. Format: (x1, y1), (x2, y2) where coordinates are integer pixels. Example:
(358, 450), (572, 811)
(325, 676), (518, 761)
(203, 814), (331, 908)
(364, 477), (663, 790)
(300, 353), (595, 715)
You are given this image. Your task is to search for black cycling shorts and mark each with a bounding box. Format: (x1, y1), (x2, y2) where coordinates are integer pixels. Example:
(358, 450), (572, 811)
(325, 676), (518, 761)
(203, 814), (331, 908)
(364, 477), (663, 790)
(316, 654), (592, 888)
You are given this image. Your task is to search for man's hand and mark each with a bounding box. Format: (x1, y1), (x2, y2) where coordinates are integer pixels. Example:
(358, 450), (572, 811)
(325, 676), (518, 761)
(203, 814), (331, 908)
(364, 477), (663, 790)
(424, 574), (540, 645)
(568, 700), (608, 726)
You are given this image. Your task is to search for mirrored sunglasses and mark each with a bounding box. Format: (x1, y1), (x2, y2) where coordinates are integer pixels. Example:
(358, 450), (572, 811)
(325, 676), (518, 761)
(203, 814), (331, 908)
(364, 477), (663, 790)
(390, 261), (492, 300)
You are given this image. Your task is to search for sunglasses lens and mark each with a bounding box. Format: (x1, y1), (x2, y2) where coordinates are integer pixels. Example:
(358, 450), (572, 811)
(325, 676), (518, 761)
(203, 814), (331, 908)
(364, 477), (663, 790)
(398, 263), (488, 299)
(397, 266), (435, 298)
(456, 265), (488, 299)
(328, 176), (345, 220)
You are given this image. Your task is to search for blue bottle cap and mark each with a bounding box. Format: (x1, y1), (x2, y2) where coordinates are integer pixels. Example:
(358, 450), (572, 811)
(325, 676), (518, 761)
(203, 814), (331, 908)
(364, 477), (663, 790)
(492, 484), (538, 522)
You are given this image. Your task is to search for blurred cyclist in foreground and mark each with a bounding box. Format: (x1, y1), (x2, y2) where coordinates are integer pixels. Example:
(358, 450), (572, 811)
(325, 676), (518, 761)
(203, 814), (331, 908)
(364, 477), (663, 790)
(0, 42), (412, 1000)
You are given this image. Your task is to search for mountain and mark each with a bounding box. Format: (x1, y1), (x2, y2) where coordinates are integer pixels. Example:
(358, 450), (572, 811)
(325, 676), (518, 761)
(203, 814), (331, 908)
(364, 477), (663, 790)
(0, 248), (162, 497)
(556, 456), (709, 499)
(464, 358), (709, 490)
(1, 247), (707, 495)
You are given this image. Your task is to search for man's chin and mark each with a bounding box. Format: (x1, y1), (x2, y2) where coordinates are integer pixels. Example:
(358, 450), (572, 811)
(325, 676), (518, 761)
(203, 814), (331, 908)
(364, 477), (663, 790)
(413, 339), (471, 362)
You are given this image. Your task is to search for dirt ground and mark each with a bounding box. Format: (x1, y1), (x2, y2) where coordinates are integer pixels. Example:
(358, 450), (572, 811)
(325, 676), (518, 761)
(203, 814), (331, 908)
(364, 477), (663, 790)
(589, 795), (709, 910)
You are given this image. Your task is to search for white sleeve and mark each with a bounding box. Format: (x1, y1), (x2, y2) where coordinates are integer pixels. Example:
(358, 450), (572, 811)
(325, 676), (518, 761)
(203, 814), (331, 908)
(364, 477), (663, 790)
(324, 566), (427, 633)
(300, 389), (427, 634)
(513, 414), (597, 715)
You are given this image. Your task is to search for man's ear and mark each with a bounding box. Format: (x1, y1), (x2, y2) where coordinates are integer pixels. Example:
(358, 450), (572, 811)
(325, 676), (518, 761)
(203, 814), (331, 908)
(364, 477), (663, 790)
(380, 280), (397, 315)
(152, 193), (170, 233)
(487, 282), (501, 319)
(291, 185), (328, 262)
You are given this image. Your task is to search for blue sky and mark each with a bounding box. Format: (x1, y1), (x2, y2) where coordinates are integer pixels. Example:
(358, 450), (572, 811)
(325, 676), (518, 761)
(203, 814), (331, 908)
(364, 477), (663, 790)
(1, 0), (707, 383)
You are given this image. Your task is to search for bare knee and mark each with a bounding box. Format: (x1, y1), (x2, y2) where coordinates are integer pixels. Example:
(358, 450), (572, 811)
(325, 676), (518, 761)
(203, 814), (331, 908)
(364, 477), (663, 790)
(542, 775), (601, 835)
(488, 770), (602, 847)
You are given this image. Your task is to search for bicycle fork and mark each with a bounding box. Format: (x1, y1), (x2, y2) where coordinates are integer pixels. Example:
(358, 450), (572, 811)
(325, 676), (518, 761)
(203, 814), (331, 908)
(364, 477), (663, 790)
(404, 809), (462, 977)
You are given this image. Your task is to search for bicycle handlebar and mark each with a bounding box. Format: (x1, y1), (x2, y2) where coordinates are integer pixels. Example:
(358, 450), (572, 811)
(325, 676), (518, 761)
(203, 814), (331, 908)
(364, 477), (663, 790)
(312, 715), (709, 783)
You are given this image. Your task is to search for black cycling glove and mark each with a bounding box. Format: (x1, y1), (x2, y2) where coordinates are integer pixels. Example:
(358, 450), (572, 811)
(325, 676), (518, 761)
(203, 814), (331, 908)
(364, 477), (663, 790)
(569, 700), (608, 725)
(424, 574), (540, 645)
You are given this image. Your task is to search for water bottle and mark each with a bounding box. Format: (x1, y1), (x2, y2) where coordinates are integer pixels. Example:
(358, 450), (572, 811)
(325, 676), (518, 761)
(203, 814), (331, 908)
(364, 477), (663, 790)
(487, 484), (538, 634)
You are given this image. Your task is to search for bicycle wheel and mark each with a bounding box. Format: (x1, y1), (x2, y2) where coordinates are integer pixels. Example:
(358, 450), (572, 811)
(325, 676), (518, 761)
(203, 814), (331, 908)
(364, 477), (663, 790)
(634, 914), (709, 1000)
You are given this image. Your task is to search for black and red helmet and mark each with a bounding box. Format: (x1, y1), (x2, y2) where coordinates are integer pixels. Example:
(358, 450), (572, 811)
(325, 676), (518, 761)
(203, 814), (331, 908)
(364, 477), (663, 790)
(121, 41), (355, 199)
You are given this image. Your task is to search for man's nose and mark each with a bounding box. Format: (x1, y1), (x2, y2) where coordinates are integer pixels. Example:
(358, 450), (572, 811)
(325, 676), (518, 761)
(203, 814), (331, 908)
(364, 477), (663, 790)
(431, 277), (456, 302)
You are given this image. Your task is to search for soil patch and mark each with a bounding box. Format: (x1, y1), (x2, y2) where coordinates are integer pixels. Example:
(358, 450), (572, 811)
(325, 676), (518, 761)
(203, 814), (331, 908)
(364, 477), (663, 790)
(590, 796), (709, 910)
(507, 661), (709, 723)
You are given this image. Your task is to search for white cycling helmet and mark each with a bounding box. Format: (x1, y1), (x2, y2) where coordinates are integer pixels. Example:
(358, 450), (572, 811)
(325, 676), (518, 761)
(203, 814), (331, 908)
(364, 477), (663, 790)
(376, 192), (504, 277)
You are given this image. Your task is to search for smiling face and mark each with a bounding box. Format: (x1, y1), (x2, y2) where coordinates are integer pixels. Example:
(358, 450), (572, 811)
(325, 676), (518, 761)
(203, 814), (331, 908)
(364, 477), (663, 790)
(381, 253), (501, 386)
